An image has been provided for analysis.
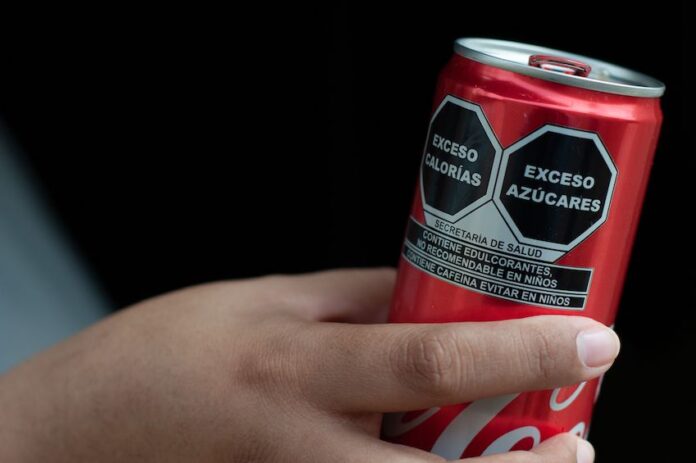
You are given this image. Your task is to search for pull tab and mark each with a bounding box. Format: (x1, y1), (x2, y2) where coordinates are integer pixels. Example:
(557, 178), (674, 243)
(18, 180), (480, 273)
(528, 54), (592, 77)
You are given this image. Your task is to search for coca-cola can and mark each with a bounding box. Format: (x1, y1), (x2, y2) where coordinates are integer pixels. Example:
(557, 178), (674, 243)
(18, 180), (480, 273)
(382, 38), (664, 458)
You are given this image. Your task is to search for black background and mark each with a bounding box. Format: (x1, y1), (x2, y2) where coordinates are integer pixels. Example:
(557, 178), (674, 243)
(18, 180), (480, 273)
(0, 3), (692, 460)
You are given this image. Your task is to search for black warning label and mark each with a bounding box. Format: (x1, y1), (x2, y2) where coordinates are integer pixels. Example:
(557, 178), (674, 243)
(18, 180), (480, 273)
(403, 218), (591, 309)
(495, 126), (617, 250)
(411, 96), (618, 310)
(421, 96), (501, 220)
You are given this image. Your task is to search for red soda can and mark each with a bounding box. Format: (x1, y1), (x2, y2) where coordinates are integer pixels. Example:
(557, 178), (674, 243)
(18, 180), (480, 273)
(382, 38), (664, 458)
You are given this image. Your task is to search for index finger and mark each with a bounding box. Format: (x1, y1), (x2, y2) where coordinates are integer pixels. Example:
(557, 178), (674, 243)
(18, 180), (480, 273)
(255, 267), (396, 323)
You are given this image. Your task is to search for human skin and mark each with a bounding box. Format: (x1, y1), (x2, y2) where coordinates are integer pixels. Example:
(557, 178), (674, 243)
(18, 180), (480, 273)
(0, 268), (618, 462)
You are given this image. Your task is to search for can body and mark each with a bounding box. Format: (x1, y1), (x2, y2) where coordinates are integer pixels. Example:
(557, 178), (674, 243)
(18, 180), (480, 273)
(382, 51), (662, 458)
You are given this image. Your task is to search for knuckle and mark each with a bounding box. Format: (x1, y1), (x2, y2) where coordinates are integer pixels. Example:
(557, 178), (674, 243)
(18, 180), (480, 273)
(235, 343), (281, 386)
(236, 436), (277, 463)
(236, 327), (302, 390)
(390, 328), (461, 395)
(519, 321), (559, 383)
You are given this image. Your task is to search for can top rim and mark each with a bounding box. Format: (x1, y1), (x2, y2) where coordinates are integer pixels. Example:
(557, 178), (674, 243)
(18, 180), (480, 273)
(454, 38), (665, 98)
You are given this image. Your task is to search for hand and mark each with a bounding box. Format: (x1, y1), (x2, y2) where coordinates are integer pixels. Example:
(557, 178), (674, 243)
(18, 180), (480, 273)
(0, 268), (618, 462)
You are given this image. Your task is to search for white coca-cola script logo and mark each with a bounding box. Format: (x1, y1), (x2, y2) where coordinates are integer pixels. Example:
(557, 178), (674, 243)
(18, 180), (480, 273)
(383, 381), (593, 459)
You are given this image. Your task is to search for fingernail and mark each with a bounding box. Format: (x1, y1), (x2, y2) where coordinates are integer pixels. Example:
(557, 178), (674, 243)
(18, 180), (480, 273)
(576, 327), (620, 368)
(576, 438), (595, 463)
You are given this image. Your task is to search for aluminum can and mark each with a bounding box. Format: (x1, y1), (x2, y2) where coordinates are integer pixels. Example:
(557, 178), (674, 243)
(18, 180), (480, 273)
(382, 38), (664, 459)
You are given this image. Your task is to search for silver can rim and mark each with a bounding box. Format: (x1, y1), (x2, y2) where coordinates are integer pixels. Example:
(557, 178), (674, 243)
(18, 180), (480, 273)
(454, 38), (665, 98)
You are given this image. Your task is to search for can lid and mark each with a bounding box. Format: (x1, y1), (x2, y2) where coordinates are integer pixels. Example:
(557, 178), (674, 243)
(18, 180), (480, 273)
(454, 38), (665, 98)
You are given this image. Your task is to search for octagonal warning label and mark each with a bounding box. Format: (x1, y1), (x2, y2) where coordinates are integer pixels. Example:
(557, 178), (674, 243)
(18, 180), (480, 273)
(407, 100), (618, 311)
(494, 126), (617, 252)
(420, 95), (502, 222)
